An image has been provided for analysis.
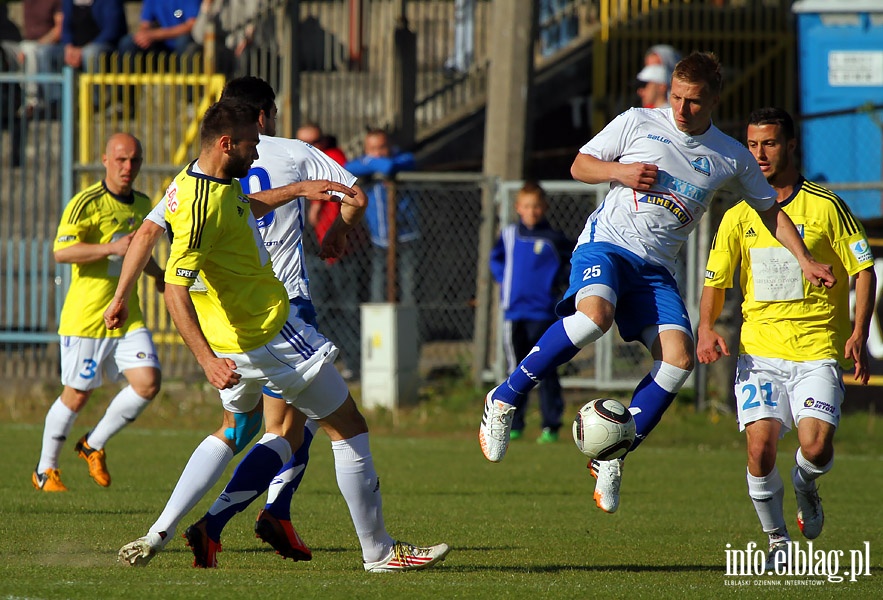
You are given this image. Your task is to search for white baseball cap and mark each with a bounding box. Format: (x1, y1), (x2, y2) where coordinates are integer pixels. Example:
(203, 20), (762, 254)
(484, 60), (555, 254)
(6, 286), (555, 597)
(636, 64), (670, 85)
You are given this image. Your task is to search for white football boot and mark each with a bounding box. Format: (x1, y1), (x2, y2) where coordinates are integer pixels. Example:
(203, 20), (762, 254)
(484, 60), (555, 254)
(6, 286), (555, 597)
(364, 541), (450, 572)
(118, 531), (170, 567)
(590, 457), (624, 513)
(479, 387), (516, 462)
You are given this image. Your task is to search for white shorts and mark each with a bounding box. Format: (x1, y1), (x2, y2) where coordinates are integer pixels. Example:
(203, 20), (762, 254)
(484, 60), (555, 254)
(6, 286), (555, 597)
(60, 328), (161, 391)
(216, 310), (343, 419)
(734, 355), (843, 435)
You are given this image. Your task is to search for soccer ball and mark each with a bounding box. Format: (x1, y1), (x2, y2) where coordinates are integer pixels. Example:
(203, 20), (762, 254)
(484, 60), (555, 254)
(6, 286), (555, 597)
(572, 399), (636, 460)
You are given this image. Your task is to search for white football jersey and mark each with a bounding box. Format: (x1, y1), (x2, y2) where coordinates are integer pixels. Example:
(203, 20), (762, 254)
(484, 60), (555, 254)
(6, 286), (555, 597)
(577, 108), (776, 274)
(146, 136), (357, 300)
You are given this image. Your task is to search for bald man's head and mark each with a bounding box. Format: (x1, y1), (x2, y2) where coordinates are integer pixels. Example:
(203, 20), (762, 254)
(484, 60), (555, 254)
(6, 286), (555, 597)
(103, 133), (143, 196)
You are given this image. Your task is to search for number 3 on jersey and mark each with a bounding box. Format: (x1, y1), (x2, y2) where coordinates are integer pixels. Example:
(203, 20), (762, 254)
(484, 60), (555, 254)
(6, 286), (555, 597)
(582, 265), (602, 281)
(741, 382), (776, 410)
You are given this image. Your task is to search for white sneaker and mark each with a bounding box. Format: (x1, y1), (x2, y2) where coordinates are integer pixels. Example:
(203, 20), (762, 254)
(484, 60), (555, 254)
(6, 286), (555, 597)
(792, 466), (824, 539)
(364, 541), (450, 572)
(118, 531), (169, 567)
(589, 458), (623, 513)
(479, 387), (516, 462)
(765, 536), (791, 571)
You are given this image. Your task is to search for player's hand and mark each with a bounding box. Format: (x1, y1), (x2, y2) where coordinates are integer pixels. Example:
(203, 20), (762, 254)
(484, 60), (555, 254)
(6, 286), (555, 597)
(202, 357), (241, 390)
(801, 259), (836, 288)
(319, 229), (348, 259)
(109, 232), (135, 258)
(618, 162), (658, 191)
(696, 327), (729, 364)
(844, 334), (870, 385)
(295, 180), (357, 205)
(103, 297), (129, 330)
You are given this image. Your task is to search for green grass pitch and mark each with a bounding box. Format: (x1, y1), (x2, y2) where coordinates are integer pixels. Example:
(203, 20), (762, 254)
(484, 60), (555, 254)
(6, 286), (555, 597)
(1, 397), (881, 599)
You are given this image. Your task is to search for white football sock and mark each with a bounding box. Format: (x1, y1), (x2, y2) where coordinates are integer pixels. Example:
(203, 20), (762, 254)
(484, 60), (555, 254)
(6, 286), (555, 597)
(332, 433), (394, 562)
(747, 466), (787, 536)
(87, 385), (150, 449)
(793, 448), (832, 491)
(149, 435), (233, 538)
(37, 398), (78, 473)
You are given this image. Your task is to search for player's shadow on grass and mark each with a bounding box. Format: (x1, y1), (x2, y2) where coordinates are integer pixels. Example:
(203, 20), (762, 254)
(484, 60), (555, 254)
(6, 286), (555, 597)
(452, 564), (727, 573)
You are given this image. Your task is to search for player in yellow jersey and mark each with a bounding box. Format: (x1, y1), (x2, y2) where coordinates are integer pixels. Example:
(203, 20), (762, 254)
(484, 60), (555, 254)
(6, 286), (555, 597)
(698, 108), (876, 569)
(120, 99), (449, 571)
(32, 133), (164, 492)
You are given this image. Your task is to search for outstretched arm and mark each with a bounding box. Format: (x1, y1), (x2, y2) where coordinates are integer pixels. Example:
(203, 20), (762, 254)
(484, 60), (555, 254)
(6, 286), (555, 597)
(696, 285), (730, 364)
(845, 266), (877, 384)
(758, 203), (836, 288)
(103, 221), (164, 330)
(248, 180), (358, 218)
(318, 184), (368, 260)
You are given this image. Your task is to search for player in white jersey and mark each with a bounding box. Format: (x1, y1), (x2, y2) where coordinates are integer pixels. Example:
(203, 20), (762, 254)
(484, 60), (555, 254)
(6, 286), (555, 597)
(108, 78), (409, 568)
(478, 52), (837, 514)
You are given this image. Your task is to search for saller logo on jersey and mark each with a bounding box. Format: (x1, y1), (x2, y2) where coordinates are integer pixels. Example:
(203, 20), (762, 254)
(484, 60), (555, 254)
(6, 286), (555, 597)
(57, 235), (76, 242)
(176, 268), (199, 278)
(706, 269), (715, 279)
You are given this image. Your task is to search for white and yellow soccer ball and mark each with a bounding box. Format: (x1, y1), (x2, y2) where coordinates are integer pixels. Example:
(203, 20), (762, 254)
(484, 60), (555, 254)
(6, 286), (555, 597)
(572, 398), (636, 460)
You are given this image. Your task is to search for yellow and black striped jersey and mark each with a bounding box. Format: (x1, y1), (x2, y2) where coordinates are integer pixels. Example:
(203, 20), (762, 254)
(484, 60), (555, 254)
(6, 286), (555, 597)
(164, 161), (288, 354)
(54, 181), (151, 338)
(705, 177), (873, 368)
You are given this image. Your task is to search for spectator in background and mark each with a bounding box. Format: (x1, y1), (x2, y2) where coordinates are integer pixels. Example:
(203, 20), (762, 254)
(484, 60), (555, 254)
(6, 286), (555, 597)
(644, 44), (681, 75)
(61, 0), (126, 73)
(346, 129), (418, 304)
(490, 181), (571, 444)
(0, 3), (22, 59)
(118, 0), (200, 59)
(297, 122), (364, 380)
(190, 0), (260, 77)
(15, 0), (63, 113)
(635, 63), (671, 109)
(0, 7), (23, 165)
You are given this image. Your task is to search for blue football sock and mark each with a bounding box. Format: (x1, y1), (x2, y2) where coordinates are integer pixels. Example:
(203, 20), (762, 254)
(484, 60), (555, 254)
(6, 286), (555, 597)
(628, 374), (676, 451)
(204, 442), (285, 540)
(265, 425), (316, 521)
(495, 319), (580, 405)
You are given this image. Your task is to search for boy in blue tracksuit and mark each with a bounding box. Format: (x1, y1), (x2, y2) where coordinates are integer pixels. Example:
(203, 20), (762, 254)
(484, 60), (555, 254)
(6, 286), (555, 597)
(490, 181), (572, 443)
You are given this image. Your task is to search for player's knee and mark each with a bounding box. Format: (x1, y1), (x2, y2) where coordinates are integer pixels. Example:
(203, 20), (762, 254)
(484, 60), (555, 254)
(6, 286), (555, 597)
(746, 437), (777, 474)
(132, 373), (161, 400)
(61, 387), (92, 412)
(563, 311), (606, 348)
(223, 411), (263, 454)
(652, 361), (692, 393)
(663, 350), (695, 376)
(799, 439), (832, 466)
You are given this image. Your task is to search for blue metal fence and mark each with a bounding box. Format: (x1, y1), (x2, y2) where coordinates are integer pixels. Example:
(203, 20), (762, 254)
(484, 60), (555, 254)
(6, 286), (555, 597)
(0, 68), (73, 356)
